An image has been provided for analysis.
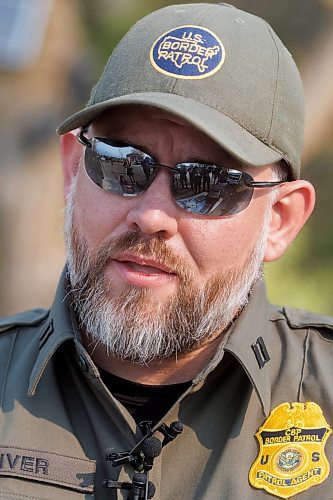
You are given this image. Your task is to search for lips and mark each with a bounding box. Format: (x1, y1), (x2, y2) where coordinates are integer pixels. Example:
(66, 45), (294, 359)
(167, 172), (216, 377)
(112, 253), (177, 276)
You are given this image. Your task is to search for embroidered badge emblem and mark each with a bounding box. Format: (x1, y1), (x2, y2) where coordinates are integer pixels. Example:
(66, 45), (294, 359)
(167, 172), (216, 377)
(249, 402), (332, 498)
(150, 25), (225, 79)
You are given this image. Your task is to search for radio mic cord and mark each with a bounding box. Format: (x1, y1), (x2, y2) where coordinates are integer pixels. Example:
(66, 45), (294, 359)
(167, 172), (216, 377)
(140, 437), (162, 500)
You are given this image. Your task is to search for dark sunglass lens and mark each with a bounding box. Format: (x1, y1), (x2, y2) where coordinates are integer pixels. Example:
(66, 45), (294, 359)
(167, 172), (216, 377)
(85, 139), (155, 196)
(172, 165), (253, 216)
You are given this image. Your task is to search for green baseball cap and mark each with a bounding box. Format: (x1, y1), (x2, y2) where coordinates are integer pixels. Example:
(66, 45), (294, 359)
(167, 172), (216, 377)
(57, 3), (305, 179)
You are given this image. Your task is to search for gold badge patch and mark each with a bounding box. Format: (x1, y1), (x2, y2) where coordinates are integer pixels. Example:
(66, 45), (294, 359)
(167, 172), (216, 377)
(249, 402), (332, 498)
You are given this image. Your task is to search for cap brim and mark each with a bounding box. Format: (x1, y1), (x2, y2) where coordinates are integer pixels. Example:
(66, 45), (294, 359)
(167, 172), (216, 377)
(57, 92), (282, 168)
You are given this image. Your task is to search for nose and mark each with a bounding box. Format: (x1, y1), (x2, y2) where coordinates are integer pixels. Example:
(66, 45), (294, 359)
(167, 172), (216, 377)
(126, 169), (179, 239)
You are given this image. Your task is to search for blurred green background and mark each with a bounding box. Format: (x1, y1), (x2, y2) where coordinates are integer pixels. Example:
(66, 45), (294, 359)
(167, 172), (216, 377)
(0, 0), (332, 315)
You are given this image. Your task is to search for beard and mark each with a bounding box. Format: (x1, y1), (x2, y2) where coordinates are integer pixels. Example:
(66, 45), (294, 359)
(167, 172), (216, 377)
(64, 180), (270, 364)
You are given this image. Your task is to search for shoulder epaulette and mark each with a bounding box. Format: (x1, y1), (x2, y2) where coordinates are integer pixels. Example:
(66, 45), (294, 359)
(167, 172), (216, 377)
(0, 309), (49, 334)
(283, 306), (333, 331)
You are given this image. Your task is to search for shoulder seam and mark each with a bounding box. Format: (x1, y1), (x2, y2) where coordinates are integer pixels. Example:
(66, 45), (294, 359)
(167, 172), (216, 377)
(283, 307), (333, 331)
(297, 329), (310, 402)
(0, 309), (49, 334)
(0, 330), (18, 407)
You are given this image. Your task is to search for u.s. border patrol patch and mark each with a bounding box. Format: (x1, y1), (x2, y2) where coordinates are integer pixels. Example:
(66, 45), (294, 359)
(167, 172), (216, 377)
(150, 25), (225, 79)
(249, 402), (332, 498)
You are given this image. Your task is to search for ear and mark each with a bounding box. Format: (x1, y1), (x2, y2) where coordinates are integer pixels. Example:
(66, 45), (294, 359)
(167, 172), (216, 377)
(264, 180), (316, 262)
(59, 130), (83, 198)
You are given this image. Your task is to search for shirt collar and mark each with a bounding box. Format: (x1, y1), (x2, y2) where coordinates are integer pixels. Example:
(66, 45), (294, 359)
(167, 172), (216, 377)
(29, 270), (272, 415)
(28, 267), (76, 396)
(192, 279), (272, 416)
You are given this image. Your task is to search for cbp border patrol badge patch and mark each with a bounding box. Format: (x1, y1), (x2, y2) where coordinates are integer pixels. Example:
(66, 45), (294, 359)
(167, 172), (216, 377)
(249, 402), (332, 498)
(150, 25), (225, 79)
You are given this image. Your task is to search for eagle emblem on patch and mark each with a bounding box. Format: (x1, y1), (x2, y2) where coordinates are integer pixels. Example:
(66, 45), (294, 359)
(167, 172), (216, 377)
(249, 402), (332, 498)
(150, 25), (225, 79)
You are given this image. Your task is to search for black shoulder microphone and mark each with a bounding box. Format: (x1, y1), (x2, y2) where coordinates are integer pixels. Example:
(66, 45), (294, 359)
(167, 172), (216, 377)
(141, 436), (162, 471)
(141, 437), (161, 500)
(104, 422), (182, 498)
(131, 472), (147, 500)
(159, 420), (184, 447)
(142, 480), (156, 499)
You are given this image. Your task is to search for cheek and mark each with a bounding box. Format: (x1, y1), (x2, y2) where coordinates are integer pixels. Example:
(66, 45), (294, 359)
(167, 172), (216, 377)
(181, 211), (266, 277)
(73, 167), (128, 247)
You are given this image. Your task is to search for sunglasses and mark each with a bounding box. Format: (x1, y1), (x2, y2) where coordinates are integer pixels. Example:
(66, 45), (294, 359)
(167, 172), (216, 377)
(77, 130), (286, 217)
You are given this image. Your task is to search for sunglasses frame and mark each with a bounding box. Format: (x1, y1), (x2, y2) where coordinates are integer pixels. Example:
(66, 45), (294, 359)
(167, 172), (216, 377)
(76, 130), (287, 216)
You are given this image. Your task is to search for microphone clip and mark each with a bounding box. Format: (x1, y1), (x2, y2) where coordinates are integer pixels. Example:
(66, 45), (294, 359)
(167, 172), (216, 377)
(158, 421), (184, 447)
(106, 450), (144, 470)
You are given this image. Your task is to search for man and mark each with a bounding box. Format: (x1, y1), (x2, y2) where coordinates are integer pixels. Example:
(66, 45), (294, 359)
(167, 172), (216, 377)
(0, 3), (332, 499)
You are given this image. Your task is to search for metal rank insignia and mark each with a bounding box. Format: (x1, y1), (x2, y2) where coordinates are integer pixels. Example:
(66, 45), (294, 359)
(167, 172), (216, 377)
(249, 402), (332, 498)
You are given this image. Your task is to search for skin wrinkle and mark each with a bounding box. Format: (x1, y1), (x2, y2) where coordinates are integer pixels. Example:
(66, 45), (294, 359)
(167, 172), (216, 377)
(64, 174), (276, 365)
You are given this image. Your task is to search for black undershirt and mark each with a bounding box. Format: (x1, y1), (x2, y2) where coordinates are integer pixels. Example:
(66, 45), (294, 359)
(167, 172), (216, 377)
(99, 368), (190, 426)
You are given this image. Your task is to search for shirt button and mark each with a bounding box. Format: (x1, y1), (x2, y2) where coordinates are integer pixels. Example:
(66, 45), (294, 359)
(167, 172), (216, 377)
(77, 354), (89, 373)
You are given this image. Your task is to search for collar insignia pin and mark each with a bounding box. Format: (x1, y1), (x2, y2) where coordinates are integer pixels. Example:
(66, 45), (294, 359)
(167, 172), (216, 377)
(249, 402), (332, 498)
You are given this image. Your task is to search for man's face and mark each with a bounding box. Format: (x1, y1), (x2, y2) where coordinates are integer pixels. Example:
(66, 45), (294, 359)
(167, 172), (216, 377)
(65, 106), (275, 363)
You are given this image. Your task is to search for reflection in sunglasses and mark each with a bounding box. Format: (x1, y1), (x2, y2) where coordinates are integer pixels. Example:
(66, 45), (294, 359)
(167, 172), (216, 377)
(77, 131), (286, 217)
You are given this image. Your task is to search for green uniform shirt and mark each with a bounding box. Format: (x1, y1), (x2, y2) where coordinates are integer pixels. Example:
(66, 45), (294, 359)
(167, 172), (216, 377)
(1, 269), (333, 499)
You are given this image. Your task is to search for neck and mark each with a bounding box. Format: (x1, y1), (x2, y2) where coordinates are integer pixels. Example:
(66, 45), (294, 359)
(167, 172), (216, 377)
(82, 331), (224, 385)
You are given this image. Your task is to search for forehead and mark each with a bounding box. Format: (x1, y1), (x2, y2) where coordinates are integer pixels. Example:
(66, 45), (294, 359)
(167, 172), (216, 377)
(91, 104), (246, 168)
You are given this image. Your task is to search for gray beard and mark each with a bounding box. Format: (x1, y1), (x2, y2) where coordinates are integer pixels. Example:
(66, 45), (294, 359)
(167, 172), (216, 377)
(64, 180), (270, 364)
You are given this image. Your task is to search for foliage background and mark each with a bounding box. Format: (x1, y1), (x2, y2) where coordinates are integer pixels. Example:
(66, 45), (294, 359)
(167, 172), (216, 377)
(0, 0), (332, 315)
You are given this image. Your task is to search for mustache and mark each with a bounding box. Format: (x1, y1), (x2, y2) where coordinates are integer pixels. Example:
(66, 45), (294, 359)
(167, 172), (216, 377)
(88, 230), (193, 282)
